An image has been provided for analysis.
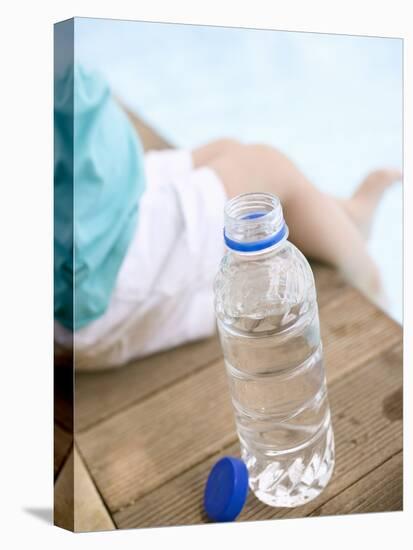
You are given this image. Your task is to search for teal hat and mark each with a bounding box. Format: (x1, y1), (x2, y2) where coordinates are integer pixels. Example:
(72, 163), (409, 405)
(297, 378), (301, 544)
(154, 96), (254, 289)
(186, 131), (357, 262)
(54, 65), (146, 330)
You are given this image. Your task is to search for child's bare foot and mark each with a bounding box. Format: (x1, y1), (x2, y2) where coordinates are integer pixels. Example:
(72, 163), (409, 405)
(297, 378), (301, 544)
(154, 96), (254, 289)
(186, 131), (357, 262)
(341, 169), (402, 239)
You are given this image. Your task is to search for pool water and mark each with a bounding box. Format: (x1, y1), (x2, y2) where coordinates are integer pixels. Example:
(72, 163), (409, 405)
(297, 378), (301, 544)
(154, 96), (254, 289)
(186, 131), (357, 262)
(76, 18), (403, 323)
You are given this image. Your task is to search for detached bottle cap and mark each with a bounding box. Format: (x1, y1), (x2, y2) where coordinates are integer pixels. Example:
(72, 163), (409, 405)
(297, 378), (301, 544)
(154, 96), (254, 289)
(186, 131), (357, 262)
(204, 457), (249, 522)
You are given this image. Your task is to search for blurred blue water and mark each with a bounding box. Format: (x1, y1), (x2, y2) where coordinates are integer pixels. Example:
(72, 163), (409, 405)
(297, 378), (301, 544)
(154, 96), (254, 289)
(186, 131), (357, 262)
(75, 18), (403, 322)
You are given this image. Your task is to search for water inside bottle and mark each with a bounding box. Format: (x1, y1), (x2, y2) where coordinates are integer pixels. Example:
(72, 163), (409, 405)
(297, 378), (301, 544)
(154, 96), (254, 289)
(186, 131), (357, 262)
(218, 304), (335, 507)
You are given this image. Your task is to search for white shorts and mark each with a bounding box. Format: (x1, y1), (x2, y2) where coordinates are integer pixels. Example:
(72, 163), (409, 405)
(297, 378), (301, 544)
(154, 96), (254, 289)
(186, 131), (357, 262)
(54, 149), (227, 370)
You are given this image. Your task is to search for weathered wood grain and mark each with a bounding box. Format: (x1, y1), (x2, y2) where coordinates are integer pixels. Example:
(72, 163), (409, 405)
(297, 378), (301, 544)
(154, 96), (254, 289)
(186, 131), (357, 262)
(75, 336), (222, 432)
(240, 344), (403, 522)
(77, 303), (401, 517)
(73, 446), (115, 532)
(309, 451), (403, 517)
(77, 358), (235, 513)
(319, 287), (400, 382)
(114, 440), (239, 528)
(54, 446), (115, 532)
(114, 342), (402, 528)
(54, 448), (74, 531)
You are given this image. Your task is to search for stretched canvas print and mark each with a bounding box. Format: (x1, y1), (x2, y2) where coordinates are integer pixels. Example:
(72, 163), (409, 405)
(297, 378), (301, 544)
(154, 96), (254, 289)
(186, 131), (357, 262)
(54, 17), (403, 532)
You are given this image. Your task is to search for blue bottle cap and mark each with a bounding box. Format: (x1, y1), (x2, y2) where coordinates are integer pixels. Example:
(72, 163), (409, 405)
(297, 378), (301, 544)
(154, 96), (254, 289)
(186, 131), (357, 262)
(204, 456), (249, 522)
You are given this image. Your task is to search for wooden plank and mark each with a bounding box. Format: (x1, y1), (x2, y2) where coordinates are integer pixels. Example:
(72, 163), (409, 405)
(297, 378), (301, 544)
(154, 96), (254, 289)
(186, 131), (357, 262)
(54, 446), (115, 532)
(77, 293), (401, 515)
(115, 440), (239, 528)
(73, 446), (115, 532)
(55, 446), (115, 532)
(75, 336), (222, 432)
(54, 423), (72, 478)
(54, 448), (74, 531)
(309, 451), (403, 517)
(114, 342), (402, 528)
(77, 358), (235, 513)
(320, 287), (400, 383)
(239, 343), (403, 523)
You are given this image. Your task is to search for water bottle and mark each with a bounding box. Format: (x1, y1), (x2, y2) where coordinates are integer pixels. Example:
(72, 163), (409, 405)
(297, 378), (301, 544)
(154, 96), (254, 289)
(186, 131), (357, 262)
(214, 192), (335, 507)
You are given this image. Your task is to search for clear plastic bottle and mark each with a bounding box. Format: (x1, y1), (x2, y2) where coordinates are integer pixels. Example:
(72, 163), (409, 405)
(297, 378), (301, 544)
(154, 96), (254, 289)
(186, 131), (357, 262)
(214, 192), (335, 507)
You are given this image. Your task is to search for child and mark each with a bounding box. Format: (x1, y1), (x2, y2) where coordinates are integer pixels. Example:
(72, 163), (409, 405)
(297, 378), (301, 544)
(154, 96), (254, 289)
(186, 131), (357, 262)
(54, 66), (401, 370)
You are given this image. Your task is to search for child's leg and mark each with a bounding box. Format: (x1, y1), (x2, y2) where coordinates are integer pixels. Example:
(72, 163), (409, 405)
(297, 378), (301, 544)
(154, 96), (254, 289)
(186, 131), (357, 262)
(338, 169), (402, 238)
(192, 139), (241, 167)
(194, 142), (400, 307)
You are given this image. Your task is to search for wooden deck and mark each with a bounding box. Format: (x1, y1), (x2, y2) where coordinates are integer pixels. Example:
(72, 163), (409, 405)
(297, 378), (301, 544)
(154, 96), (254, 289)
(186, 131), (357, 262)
(54, 113), (403, 532)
